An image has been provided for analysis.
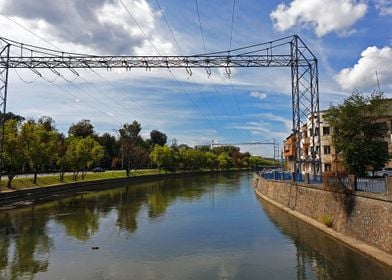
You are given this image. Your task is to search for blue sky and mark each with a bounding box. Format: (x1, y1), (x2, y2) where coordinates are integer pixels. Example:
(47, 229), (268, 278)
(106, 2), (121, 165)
(0, 0), (391, 157)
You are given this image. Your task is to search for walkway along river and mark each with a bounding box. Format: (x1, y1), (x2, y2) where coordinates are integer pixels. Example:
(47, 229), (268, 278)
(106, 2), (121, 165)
(0, 172), (391, 279)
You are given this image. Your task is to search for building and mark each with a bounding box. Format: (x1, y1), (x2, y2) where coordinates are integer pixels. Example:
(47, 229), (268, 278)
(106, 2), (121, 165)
(284, 100), (392, 174)
(283, 134), (295, 172)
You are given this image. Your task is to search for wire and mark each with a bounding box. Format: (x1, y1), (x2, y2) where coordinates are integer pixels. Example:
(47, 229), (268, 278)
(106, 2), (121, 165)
(118, 0), (161, 56)
(0, 13), (59, 51)
(229, 0), (236, 51)
(154, 0), (183, 56)
(195, 0), (207, 54)
(13, 68), (39, 84)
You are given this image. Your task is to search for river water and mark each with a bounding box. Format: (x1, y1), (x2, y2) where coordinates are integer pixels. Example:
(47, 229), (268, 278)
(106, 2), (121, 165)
(0, 172), (391, 279)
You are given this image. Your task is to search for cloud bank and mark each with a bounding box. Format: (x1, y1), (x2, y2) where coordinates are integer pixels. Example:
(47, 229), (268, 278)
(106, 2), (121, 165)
(335, 46), (392, 91)
(0, 0), (174, 55)
(270, 0), (367, 36)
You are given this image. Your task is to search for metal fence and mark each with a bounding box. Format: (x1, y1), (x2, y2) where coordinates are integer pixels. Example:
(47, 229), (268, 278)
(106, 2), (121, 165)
(356, 177), (386, 193)
(258, 171), (387, 194)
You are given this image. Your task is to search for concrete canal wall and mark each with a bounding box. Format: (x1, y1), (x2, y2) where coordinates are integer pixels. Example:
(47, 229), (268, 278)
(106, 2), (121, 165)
(253, 173), (392, 266)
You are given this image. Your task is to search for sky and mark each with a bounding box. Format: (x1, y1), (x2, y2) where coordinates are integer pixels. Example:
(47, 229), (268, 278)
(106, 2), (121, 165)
(0, 0), (391, 157)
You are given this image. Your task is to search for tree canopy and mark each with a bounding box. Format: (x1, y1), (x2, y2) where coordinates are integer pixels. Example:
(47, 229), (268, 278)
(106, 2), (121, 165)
(324, 92), (391, 176)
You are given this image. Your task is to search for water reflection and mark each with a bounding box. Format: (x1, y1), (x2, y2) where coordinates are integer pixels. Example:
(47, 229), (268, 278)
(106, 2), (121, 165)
(0, 173), (390, 280)
(0, 174), (234, 279)
(0, 206), (53, 280)
(259, 198), (392, 280)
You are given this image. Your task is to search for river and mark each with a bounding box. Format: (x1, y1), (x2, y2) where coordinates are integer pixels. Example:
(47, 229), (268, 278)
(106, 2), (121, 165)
(0, 172), (391, 279)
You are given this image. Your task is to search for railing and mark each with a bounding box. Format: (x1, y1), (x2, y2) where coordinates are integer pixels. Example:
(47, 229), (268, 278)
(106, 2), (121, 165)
(356, 177), (386, 193)
(258, 171), (388, 194)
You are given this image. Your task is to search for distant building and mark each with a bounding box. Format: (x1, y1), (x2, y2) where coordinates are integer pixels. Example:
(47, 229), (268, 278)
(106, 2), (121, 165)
(283, 99), (392, 174)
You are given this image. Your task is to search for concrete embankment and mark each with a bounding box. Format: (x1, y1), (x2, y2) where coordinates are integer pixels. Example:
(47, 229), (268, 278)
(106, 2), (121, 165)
(253, 173), (392, 267)
(0, 170), (241, 208)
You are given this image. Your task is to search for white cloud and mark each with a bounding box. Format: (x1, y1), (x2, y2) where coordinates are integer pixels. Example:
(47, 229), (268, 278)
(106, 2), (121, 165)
(250, 91), (268, 100)
(0, 0), (174, 55)
(335, 46), (392, 90)
(375, 0), (392, 15)
(270, 0), (367, 37)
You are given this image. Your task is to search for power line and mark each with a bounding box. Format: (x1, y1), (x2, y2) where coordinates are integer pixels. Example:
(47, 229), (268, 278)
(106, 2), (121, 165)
(229, 0), (236, 51)
(195, 0), (207, 53)
(154, 0), (183, 56)
(0, 13), (140, 123)
(118, 0), (161, 56)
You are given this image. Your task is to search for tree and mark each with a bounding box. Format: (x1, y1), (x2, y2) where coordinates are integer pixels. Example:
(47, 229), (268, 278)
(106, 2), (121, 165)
(20, 120), (58, 184)
(150, 145), (178, 172)
(97, 133), (120, 169)
(65, 136), (104, 180)
(119, 121), (142, 176)
(324, 92), (391, 176)
(179, 148), (206, 170)
(56, 133), (68, 182)
(205, 152), (219, 170)
(2, 119), (25, 188)
(217, 152), (232, 169)
(68, 119), (95, 138)
(150, 130), (167, 147)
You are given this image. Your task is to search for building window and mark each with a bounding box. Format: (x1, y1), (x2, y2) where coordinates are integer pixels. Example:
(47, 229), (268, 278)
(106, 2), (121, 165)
(323, 145), (331, 155)
(323, 126), (330, 136)
(324, 163), (331, 171)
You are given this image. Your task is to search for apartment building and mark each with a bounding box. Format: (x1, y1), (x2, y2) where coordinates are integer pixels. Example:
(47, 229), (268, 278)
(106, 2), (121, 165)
(284, 100), (392, 174)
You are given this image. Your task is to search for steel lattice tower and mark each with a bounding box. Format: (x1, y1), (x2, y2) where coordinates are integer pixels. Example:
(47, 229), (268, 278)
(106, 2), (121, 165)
(0, 35), (321, 175)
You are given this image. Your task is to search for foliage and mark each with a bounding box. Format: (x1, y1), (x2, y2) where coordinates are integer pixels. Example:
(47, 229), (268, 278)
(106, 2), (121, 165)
(65, 136), (104, 180)
(2, 119), (25, 188)
(119, 121), (142, 176)
(324, 92), (391, 176)
(1, 113), (264, 190)
(68, 119), (95, 138)
(150, 145), (178, 172)
(150, 129), (167, 147)
(217, 152), (232, 169)
(20, 120), (58, 184)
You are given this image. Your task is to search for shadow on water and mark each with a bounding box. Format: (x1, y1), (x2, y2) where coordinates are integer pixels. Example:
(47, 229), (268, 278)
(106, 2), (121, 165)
(0, 173), (238, 279)
(258, 197), (392, 280)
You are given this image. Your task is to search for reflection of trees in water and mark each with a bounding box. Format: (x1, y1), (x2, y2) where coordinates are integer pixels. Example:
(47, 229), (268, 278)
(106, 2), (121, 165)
(0, 206), (53, 280)
(259, 198), (392, 280)
(55, 198), (100, 241)
(116, 186), (146, 233)
(0, 173), (244, 278)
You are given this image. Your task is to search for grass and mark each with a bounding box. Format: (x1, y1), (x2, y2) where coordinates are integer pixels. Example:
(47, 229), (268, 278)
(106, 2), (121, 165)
(0, 168), (249, 192)
(320, 214), (334, 228)
(0, 169), (163, 192)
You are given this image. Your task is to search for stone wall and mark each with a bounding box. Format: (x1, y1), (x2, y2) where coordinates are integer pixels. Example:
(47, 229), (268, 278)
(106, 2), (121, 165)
(253, 174), (392, 255)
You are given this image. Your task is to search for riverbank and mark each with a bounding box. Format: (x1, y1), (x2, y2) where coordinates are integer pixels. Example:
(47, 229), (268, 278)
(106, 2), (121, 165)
(253, 173), (392, 267)
(0, 169), (246, 208)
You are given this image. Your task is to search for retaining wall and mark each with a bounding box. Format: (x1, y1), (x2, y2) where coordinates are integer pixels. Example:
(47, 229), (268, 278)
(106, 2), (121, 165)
(253, 174), (392, 256)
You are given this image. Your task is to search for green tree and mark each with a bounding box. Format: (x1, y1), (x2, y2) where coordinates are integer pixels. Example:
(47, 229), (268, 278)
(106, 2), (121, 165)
(56, 133), (68, 182)
(150, 145), (178, 172)
(65, 136), (104, 180)
(2, 119), (25, 189)
(97, 133), (120, 169)
(119, 121), (142, 176)
(150, 129), (167, 147)
(20, 120), (58, 184)
(324, 92), (391, 176)
(68, 119), (95, 138)
(179, 148), (206, 170)
(217, 152), (232, 169)
(205, 152), (219, 170)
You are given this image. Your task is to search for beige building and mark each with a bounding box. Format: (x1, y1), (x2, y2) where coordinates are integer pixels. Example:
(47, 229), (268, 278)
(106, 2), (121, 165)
(284, 100), (392, 174)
